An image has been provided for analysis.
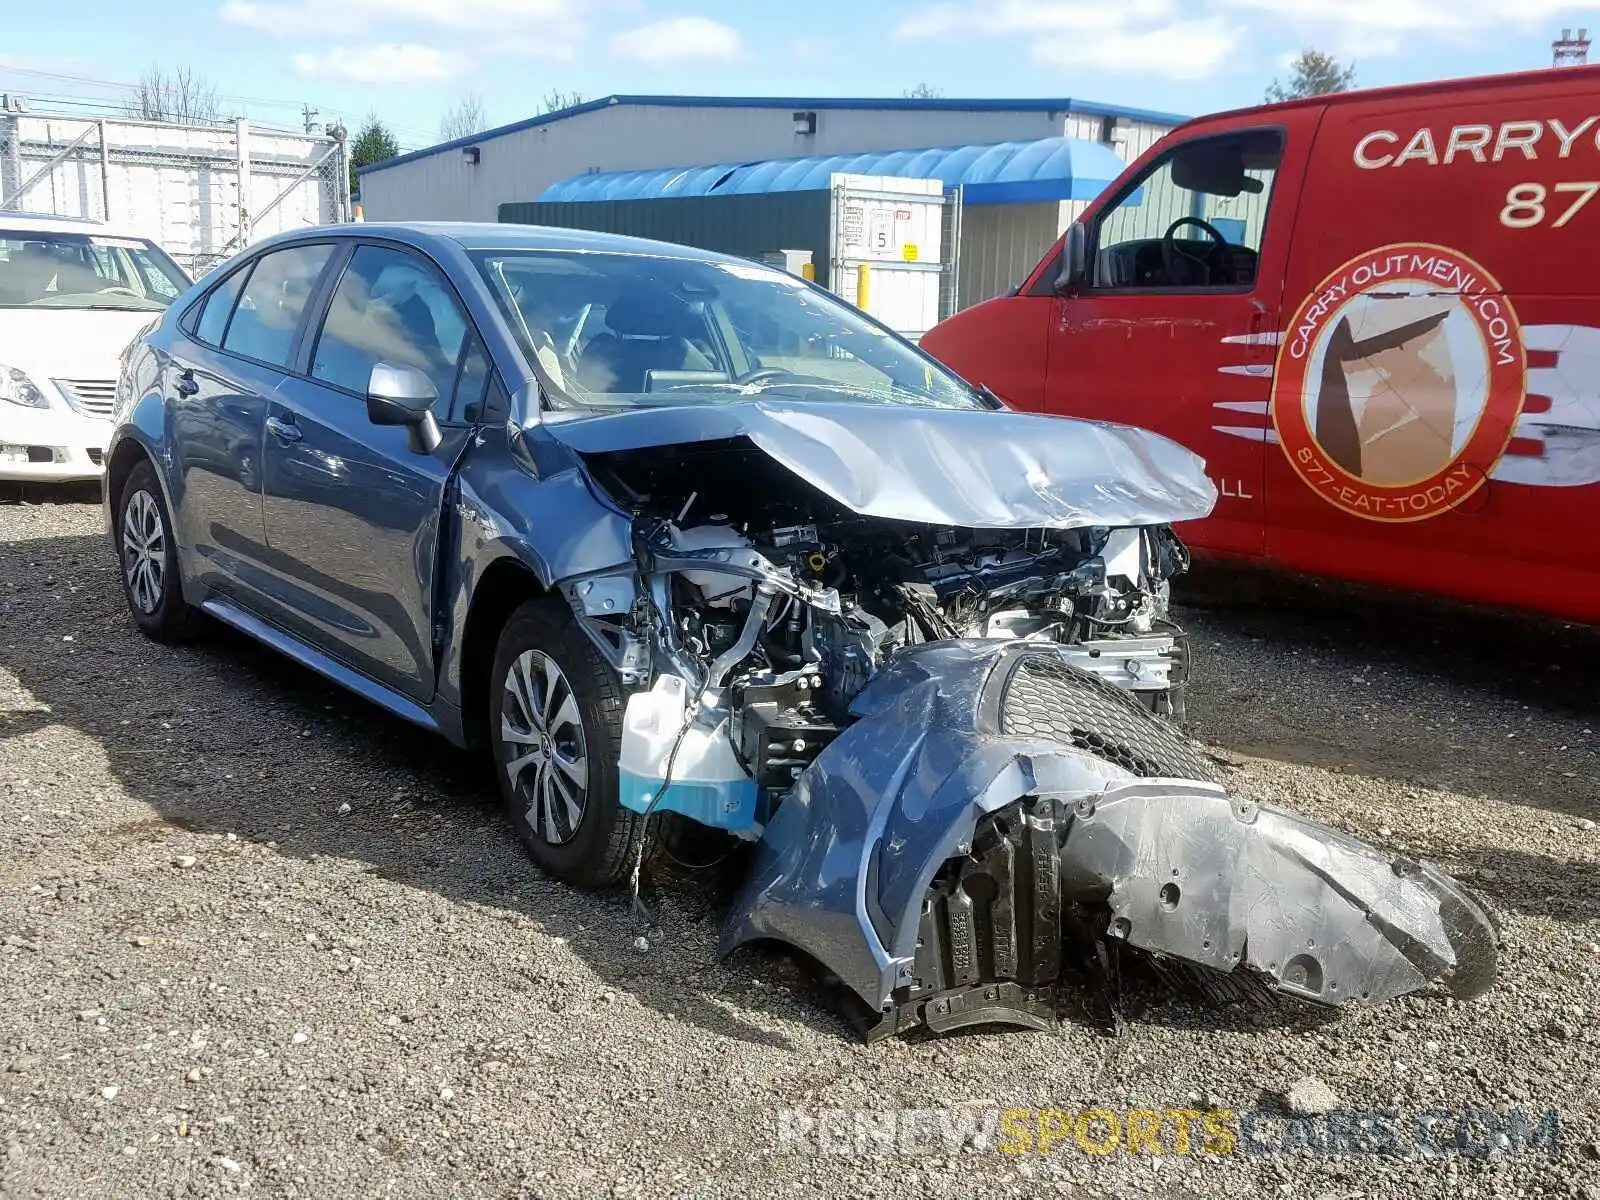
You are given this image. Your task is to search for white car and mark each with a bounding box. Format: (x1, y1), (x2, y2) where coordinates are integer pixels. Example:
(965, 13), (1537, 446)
(1, 213), (191, 483)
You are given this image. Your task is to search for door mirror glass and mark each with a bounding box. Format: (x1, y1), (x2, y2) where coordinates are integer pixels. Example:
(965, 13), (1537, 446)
(366, 362), (442, 453)
(1054, 222), (1088, 293)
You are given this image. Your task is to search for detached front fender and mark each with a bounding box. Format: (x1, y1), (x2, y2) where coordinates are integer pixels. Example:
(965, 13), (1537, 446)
(721, 642), (1497, 1038)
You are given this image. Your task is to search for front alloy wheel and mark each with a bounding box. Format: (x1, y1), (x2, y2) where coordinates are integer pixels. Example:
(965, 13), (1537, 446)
(501, 648), (591, 845)
(489, 599), (643, 888)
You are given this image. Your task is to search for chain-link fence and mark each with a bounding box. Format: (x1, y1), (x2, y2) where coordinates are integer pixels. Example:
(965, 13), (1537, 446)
(0, 111), (349, 278)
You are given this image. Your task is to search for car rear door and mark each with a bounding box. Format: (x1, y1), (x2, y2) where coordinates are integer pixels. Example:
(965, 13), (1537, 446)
(166, 242), (336, 599)
(257, 240), (487, 702)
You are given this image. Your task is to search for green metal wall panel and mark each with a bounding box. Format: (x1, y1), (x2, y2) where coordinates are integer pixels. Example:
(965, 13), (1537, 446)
(498, 192), (835, 287)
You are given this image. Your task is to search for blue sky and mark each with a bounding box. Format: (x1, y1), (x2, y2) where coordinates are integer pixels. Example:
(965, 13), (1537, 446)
(3, 0), (1595, 149)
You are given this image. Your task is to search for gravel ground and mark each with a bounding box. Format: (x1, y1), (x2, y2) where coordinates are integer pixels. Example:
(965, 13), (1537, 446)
(1, 497), (1597, 1200)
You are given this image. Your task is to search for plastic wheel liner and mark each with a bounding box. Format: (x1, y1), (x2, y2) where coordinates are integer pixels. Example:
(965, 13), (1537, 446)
(720, 641), (1498, 1039)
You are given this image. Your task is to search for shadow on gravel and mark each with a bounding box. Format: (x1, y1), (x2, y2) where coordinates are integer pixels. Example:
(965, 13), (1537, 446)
(1455, 850), (1600, 923)
(1, 529), (837, 1049)
(1177, 562), (1600, 821)
(1, 528), (1591, 1051)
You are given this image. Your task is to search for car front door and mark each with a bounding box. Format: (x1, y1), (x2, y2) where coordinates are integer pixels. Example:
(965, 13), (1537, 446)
(257, 241), (488, 703)
(167, 242), (336, 598)
(1044, 119), (1315, 557)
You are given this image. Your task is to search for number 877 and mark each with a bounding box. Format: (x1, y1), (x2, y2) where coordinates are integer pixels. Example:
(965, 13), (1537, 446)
(1501, 181), (1600, 229)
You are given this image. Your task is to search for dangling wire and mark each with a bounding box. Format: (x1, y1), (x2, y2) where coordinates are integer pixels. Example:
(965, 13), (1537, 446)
(628, 712), (694, 940)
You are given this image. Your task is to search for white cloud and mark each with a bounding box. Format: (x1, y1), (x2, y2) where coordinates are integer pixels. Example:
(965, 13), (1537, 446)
(896, 0), (1177, 41)
(293, 43), (463, 83)
(610, 16), (743, 66)
(1036, 16), (1242, 78)
(892, 0), (1238, 78)
(221, 0), (359, 35)
(1219, 0), (1598, 56)
(225, 0), (582, 32)
(224, 0), (586, 59)
(893, 0), (1600, 69)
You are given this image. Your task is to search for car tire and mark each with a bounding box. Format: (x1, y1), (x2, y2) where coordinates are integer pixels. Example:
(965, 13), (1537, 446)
(116, 460), (200, 643)
(490, 598), (645, 889)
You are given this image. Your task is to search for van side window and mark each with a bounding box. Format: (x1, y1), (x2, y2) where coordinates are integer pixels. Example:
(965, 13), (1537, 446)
(1090, 129), (1284, 292)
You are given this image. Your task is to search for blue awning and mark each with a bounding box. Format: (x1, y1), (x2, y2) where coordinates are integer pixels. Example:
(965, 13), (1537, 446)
(536, 137), (1127, 206)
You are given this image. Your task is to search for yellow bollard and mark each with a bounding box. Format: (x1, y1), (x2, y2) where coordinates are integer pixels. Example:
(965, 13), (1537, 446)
(856, 263), (870, 310)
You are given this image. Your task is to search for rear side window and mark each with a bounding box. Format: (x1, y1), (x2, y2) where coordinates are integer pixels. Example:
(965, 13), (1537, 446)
(194, 267), (251, 346)
(222, 243), (334, 368)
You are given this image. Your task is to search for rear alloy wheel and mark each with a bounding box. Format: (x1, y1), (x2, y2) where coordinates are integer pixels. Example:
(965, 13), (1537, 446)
(116, 460), (198, 642)
(490, 599), (644, 888)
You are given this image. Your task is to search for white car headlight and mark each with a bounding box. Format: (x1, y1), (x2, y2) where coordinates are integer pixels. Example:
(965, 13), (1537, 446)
(0, 365), (50, 409)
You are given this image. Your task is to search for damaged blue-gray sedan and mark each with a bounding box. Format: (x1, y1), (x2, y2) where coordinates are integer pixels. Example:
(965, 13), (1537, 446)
(104, 223), (1497, 1039)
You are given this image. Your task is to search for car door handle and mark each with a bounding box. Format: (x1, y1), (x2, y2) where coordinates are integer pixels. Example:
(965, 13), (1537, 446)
(174, 369), (199, 398)
(266, 414), (302, 443)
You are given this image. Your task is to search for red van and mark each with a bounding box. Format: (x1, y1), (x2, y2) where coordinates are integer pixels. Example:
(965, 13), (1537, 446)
(922, 65), (1600, 624)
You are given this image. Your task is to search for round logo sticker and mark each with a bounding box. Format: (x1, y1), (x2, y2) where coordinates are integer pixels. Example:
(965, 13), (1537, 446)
(1271, 243), (1527, 522)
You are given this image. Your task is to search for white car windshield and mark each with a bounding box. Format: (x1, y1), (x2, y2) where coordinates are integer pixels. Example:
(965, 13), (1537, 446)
(0, 231), (189, 312)
(473, 249), (982, 411)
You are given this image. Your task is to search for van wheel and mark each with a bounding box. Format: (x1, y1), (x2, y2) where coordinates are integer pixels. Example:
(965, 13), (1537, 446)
(490, 599), (644, 888)
(116, 460), (200, 642)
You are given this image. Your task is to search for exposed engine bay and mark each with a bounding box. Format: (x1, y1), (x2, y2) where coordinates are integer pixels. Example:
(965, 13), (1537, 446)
(539, 403), (1498, 1039)
(576, 437), (1192, 831)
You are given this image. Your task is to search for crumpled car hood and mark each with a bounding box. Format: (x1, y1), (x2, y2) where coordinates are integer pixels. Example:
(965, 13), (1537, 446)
(541, 399), (1217, 529)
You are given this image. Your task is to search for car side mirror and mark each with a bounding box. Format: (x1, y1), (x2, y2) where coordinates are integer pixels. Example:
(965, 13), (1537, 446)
(1054, 221), (1088, 294)
(366, 362), (442, 454)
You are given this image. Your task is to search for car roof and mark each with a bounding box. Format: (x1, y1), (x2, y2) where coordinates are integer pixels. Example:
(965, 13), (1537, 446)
(0, 211), (157, 240)
(258, 220), (739, 265)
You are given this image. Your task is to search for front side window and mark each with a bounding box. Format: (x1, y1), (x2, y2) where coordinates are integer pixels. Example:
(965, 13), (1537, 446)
(0, 231), (190, 311)
(474, 250), (981, 413)
(451, 334), (493, 424)
(310, 244), (468, 419)
(1091, 130), (1284, 291)
(221, 243), (334, 368)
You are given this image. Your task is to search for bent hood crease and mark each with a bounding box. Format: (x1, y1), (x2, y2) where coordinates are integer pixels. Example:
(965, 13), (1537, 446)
(542, 399), (1218, 529)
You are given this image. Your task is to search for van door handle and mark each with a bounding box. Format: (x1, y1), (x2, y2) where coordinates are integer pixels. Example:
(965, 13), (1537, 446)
(174, 368), (199, 398)
(266, 414), (302, 443)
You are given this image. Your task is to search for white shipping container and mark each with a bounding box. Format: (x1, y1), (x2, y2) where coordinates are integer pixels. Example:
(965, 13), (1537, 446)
(829, 174), (948, 342)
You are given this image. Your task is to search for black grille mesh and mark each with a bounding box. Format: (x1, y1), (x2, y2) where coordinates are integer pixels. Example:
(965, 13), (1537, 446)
(999, 653), (1218, 783)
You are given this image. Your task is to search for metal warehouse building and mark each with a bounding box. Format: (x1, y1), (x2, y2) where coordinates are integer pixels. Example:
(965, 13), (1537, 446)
(357, 94), (1185, 310)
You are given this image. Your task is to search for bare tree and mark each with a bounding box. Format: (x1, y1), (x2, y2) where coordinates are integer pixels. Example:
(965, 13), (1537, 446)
(903, 82), (945, 99)
(439, 92), (489, 141)
(540, 90), (584, 114)
(127, 65), (221, 125)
